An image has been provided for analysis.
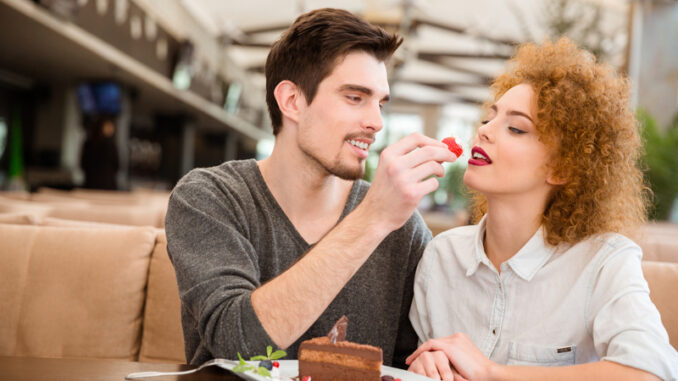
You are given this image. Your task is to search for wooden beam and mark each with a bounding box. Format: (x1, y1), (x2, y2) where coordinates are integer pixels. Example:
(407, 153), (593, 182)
(407, 80), (490, 90)
(413, 18), (521, 47)
(417, 54), (495, 84)
(417, 51), (512, 60)
(240, 22), (290, 35)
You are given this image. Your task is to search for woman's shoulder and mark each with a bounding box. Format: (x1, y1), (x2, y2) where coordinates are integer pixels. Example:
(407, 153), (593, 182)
(430, 223), (479, 246)
(573, 232), (643, 274)
(421, 224), (481, 267)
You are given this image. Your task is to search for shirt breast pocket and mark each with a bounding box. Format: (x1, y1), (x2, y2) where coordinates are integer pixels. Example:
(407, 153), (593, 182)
(507, 342), (576, 366)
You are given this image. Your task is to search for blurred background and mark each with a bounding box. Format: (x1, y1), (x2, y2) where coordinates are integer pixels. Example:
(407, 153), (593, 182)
(0, 0), (677, 228)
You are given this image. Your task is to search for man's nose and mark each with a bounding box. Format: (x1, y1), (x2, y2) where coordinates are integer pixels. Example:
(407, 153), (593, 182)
(361, 103), (383, 132)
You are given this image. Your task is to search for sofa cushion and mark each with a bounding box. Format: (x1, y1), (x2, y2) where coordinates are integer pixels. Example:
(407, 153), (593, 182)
(0, 223), (156, 360)
(0, 196), (52, 216)
(638, 223), (678, 263)
(642, 261), (678, 350)
(46, 203), (160, 227)
(138, 232), (186, 363)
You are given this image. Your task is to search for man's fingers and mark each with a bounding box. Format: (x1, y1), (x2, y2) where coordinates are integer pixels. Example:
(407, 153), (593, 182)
(402, 144), (457, 169)
(385, 132), (446, 157)
(416, 177), (441, 196)
(408, 161), (446, 183)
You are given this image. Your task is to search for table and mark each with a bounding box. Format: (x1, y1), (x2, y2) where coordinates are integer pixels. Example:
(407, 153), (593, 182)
(0, 356), (240, 381)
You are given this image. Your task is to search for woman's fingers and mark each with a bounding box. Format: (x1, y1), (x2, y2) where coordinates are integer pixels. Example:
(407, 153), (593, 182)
(433, 351), (455, 381)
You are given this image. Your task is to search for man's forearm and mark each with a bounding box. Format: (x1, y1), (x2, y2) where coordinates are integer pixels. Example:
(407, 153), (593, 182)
(250, 202), (393, 349)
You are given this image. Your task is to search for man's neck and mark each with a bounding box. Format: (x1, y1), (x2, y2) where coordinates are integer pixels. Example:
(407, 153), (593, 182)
(257, 144), (354, 244)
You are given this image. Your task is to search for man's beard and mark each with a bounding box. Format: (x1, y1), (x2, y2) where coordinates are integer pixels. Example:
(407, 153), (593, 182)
(300, 145), (365, 180)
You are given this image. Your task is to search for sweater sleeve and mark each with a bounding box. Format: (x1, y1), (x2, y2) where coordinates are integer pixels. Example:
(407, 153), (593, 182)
(165, 177), (275, 362)
(392, 210), (432, 368)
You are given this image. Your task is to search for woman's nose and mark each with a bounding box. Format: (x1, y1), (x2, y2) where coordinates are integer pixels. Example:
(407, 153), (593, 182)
(477, 120), (493, 142)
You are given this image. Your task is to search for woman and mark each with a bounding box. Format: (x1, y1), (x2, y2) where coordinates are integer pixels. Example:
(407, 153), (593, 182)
(407, 38), (678, 380)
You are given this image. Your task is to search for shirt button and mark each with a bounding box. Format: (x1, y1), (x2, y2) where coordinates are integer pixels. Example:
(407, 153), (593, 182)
(492, 328), (497, 335)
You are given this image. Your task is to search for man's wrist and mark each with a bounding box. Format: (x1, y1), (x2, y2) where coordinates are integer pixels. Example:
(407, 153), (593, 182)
(348, 201), (396, 239)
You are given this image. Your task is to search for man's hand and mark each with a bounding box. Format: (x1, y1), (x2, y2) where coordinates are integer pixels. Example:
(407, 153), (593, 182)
(361, 132), (457, 232)
(406, 333), (499, 381)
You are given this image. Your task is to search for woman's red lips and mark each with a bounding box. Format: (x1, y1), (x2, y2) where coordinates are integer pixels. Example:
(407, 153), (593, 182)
(469, 146), (492, 166)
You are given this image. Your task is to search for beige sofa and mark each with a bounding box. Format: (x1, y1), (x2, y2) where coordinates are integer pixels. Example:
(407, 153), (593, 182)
(0, 188), (168, 228)
(0, 214), (184, 363)
(0, 203), (676, 365)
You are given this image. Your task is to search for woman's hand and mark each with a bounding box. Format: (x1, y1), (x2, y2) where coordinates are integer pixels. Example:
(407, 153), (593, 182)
(407, 350), (467, 381)
(406, 333), (501, 381)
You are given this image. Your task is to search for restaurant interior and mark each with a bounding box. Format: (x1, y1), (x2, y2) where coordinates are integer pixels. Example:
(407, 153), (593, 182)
(0, 0), (677, 379)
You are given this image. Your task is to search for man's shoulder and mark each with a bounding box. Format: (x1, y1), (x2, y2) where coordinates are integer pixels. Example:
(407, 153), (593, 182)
(174, 159), (259, 195)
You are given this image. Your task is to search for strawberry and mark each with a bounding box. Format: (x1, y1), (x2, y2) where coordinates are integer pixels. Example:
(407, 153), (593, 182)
(442, 137), (463, 158)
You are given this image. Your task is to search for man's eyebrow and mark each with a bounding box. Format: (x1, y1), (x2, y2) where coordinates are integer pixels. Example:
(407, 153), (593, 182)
(339, 84), (390, 102)
(490, 104), (534, 123)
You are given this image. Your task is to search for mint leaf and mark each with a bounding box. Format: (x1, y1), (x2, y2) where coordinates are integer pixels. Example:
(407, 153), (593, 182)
(233, 364), (254, 373)
(266, 345), (273, 357)
(257, 367), (271, 377)
(250, 355), (267, 361)
(270, 350), (287, 360)
(237, 352), (246, 365)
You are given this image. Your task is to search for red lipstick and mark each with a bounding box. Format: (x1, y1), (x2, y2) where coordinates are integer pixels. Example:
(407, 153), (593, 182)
(469, 146), (492, 166)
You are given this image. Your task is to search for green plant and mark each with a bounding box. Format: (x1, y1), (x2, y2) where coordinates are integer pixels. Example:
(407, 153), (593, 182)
(443, 163), (470, 210)
(639, 109), (678, 220)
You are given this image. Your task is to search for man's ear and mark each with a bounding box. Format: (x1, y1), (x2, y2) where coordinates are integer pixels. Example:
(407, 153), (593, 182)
(274, 80), (304, 124)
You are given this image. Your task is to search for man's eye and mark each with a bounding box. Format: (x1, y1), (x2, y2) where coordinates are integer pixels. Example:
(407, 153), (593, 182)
(347, 95), (361, 102)
(509, 127), (526, 134)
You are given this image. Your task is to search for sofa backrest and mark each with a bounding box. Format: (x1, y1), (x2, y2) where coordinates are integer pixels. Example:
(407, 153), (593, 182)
(638, 223), (678, 263)
(642, 261), (678, 350)
(0, 218), (156, 360)
(138, 231), (186, 363)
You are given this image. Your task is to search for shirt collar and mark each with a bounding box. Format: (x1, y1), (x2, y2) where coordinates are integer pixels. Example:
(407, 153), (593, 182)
(466, 215), (555, 281)
(466, 215), (491, 277)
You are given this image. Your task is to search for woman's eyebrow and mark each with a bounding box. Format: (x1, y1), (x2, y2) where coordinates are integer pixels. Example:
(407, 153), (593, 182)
(490, 104), (534, 123)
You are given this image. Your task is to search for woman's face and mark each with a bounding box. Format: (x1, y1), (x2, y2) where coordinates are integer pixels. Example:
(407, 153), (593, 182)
(463, 83), (558, 199)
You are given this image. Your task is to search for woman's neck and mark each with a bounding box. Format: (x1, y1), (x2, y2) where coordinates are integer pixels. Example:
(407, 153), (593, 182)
(483, 194), (547, 272)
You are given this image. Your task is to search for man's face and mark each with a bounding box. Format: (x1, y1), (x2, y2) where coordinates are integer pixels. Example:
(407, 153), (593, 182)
(296, 51), (389, 180)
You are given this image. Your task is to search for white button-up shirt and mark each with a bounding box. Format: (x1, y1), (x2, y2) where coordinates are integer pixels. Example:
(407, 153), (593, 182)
(409, 217), (678, 380)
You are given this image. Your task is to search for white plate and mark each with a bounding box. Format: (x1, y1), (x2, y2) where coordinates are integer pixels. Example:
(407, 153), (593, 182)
(218, 359), (435, 381)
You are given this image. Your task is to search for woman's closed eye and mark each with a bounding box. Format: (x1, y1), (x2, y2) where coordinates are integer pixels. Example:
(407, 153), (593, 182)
(509, 126), (526, 134)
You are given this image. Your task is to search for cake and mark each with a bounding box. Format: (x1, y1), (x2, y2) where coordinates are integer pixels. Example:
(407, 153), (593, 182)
(298, 316), (383, 381)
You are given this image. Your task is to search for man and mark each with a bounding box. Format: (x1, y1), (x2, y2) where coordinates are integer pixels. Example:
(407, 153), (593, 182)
(165, 8), (456, 367)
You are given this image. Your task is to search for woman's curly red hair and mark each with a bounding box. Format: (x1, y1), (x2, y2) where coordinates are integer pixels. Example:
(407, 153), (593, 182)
(470, 37), (650, 246)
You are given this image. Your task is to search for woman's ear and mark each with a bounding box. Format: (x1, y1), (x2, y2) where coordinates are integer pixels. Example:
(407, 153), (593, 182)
(546, 168), (568, 186)
(274, 80), (304, 125)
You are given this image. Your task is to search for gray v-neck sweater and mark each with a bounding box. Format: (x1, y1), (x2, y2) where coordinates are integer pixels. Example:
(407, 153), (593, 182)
(165, 159), (431, 367)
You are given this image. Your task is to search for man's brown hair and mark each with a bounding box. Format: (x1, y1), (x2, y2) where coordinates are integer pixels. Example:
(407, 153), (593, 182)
(265, 8), (402, 135)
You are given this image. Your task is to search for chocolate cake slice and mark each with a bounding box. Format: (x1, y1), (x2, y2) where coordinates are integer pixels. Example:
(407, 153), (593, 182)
(298, 316), (382, 381)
